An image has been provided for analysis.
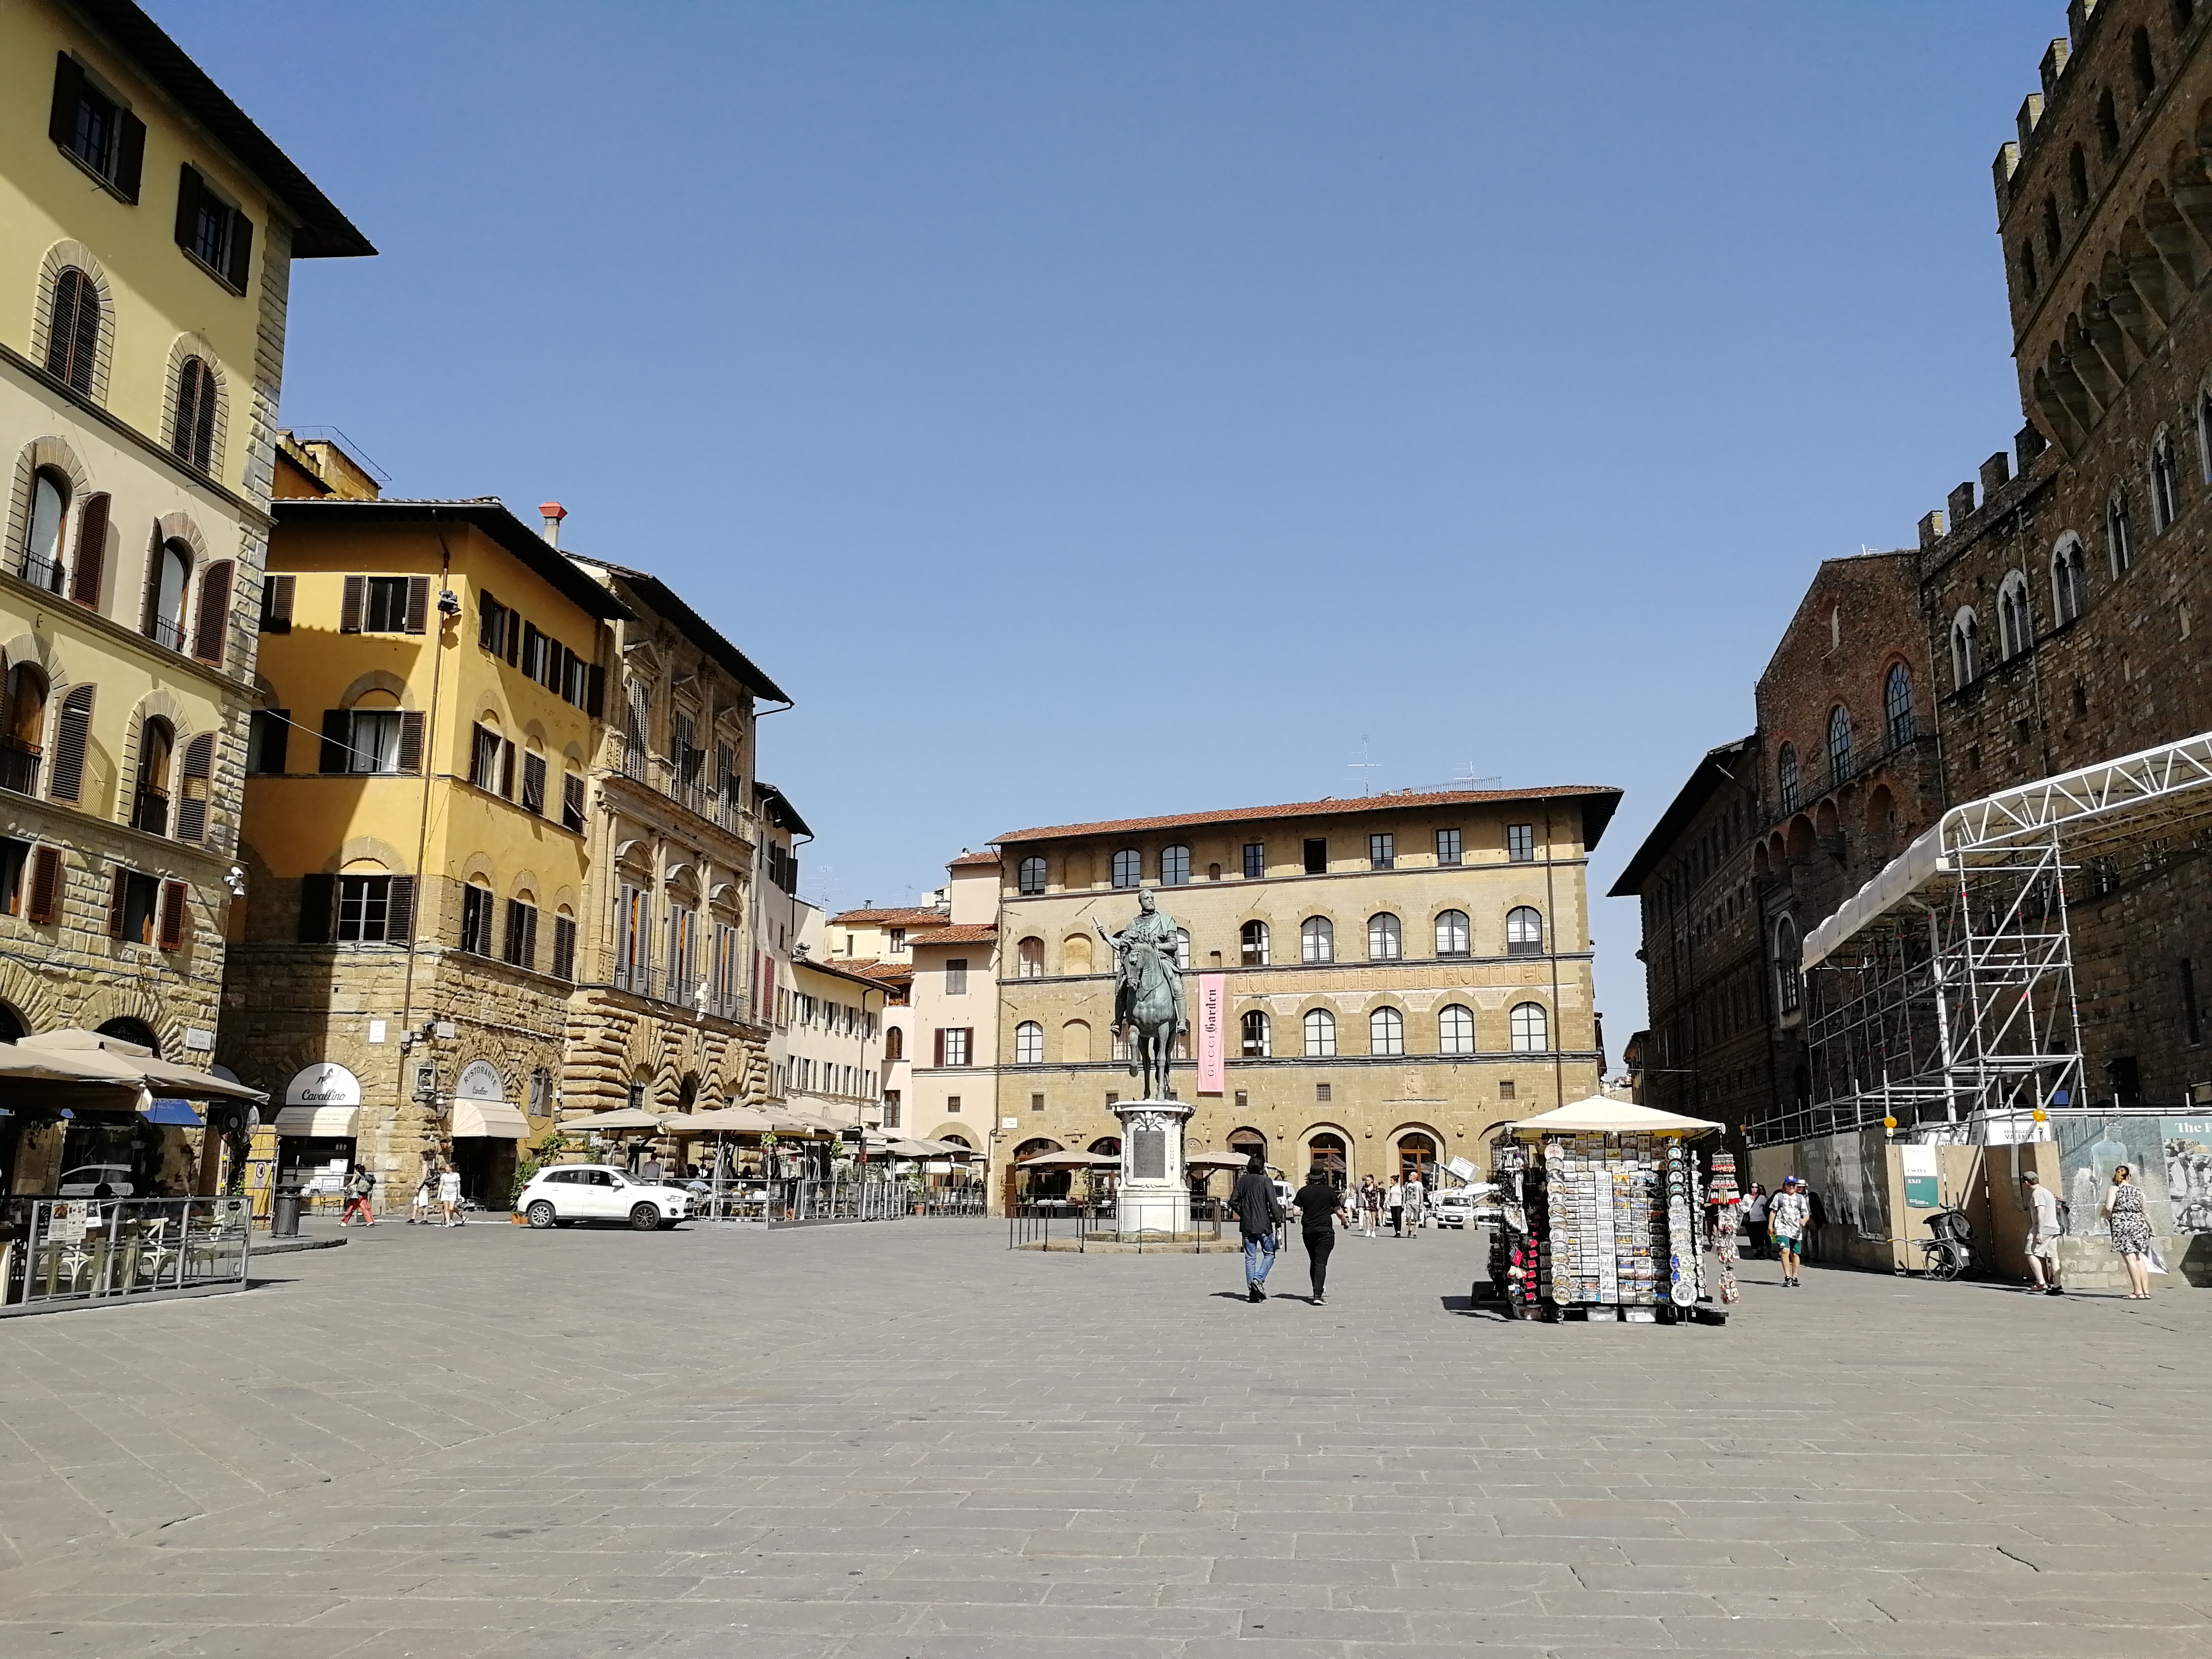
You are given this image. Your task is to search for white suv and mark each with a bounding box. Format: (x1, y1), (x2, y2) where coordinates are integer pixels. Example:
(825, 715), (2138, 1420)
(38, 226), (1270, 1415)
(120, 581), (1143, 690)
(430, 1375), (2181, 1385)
(1430, 1185), (1496, 1229)
(518, 1165), (692, 1231)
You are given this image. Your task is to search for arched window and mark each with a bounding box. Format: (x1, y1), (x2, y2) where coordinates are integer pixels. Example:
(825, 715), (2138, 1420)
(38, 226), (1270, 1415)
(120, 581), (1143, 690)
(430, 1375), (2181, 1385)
(23, 469), (69, 593)
(1778, 743), (1801, 813)
(1949, 608), (1981, 690)
(1061, 1018), (1090, 1061)
(1017, 855), (1046, 895)
(1300, 916), (1333, 963)
(884, 1026), (904, 1061)
(1, 663), (49, 797)
(1366, 912), (1401, 960)
(1369, 1006), (1404, 1056)
(2067, 142), (2089, 210)
(1398, 1133), (1437, 1183)
(1110, 848), (1140, 889)
(1826, 704), (1854, 782)
(147, 539), (191, 652)
(2151, 431), (2181, 532)
(2132, 23), (2157, 95)
(131, 717), (173, 836)
(1159, 844), (1191, 886)
(2107, 491), (2133, 574)
(1240, 1009), (1270, 1058)
(1775, 915), (1802, 1014)
(1239, 919), (1269, 966)
(1016, 936), (1044, 978)
(1884, 663), (1916, 748)
(1997, 571), (2032, 660)
(2096, 88), (2120, 157)
(1303, 1008), (1336, 1058)
(172, 357), (218, 473)
(1509, 1002), (1548, 1053)
(1506, 906), (1544, 956)
(1434, 909), (1469, 957)
(1014, 1020), (1043, 1065)
(1438, 1003), (1475, 1055)
(45, 268), (101, 395)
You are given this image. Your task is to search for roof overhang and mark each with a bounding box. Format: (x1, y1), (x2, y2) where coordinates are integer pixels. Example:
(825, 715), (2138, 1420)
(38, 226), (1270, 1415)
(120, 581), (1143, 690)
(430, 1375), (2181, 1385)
(273, 500), (634, 622)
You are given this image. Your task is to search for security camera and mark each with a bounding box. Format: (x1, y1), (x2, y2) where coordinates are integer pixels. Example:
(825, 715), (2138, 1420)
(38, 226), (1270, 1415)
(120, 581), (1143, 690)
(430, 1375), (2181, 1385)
(436, 589), (461, 616)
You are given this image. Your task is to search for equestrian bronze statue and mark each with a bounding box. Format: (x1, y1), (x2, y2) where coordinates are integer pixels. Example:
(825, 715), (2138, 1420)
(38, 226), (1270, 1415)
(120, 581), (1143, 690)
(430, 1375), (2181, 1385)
(1097, 887), (1188, 1100)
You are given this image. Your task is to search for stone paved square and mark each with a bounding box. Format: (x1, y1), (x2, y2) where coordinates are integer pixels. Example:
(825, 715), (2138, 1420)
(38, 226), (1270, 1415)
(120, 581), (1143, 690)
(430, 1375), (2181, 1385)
(2, 1219), (2209, 1658)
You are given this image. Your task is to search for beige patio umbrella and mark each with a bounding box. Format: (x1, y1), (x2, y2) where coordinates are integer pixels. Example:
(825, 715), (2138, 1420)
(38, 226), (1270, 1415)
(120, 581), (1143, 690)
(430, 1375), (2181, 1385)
(1017, 1149), (1120, 1168)
(663, 1105), (776, 1135)
(16, 1030), (268, 1102)
(560, 1107), (668, 1132)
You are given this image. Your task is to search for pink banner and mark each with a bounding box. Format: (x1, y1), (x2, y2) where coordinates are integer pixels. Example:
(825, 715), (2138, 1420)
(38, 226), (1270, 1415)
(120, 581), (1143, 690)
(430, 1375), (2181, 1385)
(1197, 973), (1228, 1094)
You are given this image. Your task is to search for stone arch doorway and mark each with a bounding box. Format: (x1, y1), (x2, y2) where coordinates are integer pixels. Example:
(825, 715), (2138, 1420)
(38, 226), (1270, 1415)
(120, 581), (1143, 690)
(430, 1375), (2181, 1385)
(0, 1000), (27, 1043)
(1306, 1131), (1349, 1187)
(1226, 1126), (1268, 1168)
(1010, 1136), (1068, 1205)
(1395, 1129), (1439, 1184)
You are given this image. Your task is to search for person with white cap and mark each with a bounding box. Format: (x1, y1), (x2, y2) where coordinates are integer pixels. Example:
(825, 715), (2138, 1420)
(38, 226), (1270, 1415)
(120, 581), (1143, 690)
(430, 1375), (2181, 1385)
(1769, 1175), (1811, 1288)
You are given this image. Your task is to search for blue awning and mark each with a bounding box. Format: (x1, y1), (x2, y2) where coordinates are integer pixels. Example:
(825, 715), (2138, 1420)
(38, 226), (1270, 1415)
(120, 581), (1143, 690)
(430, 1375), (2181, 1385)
(145, 1098), (204, 1127)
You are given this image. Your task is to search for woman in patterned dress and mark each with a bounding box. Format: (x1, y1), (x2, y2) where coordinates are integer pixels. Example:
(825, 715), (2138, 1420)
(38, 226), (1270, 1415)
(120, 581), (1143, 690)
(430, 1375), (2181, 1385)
(2102, 1165), (2154, 1299)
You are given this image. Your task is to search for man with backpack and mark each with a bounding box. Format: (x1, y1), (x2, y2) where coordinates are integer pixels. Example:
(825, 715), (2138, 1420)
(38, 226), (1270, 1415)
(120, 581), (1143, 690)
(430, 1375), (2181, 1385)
(2022, 1168), (2065, 1295)
(1231, 1152), (1284, 1302)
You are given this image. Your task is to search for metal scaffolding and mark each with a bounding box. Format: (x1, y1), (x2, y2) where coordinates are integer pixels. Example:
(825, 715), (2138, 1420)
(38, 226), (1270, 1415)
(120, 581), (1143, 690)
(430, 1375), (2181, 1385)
(1753, 730), (2212, 1146)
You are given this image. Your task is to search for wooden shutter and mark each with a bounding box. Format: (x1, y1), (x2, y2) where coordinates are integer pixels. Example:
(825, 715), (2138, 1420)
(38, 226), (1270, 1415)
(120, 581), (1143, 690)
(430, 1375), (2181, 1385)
(157, 880), (187, 952)
(563, 772), (585, 830)
(69, 492), (107, 606)
(49, 54), (85, 148)
(260, 572), (294, 633)
(503, 614), (521, 666)
(521, 905), (539, 971)
(339, 574), (365, 633)
(320, 710), (351, 773)
(586, 663), (606, 717)
(396, 712), (424, 774)
(934, 1028), (946, 1067)
(48, 685), (94, 802)
(114, 110), (144, 202)
(192, 560), (232, 663)
(27, 847), (61, 925)
(226, 212), (254, 292)
(404, 575), (429, 634)
(141, 523), (163, 636)
(386, 875), (415, 943)
(176, 733), (215, 843)
(105, 865), (129, 938)
(962, 1028), (975, 1066)
(297, 873), (333, 943)
(174, 163), (203, 251)
(499, 739), (516, 798)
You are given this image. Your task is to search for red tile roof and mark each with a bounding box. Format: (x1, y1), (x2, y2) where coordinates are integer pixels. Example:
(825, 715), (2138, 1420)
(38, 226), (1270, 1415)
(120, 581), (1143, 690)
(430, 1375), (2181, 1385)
(825, 958), (914, 986)
(907, 923), (997, 946)
(826, 906), (950, 927)
(993, 785), (1623, 847)
(947, 851), (1001, 867)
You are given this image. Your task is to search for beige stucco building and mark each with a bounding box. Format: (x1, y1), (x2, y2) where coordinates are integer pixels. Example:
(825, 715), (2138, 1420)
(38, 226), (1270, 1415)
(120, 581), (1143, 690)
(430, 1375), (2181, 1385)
(984, 787), (1621, 1207)
(904, 853), (1001, 1161)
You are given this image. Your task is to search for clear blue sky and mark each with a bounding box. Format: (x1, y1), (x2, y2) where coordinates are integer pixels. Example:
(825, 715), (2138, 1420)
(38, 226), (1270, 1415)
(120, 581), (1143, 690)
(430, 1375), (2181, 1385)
(175, 1), (2062, 1044)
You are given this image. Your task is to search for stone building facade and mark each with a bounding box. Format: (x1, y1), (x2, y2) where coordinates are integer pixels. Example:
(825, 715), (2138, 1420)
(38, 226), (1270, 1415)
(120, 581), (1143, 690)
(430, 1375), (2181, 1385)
(988, 787), (1619, 1208)
(0, 2), (368, 1193)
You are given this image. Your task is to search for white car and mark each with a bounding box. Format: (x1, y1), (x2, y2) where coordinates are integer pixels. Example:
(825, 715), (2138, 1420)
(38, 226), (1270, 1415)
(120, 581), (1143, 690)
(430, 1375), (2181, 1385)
(58, 1163), (135, 1197)
(1430, 1184), (1497, 1229)
(518, 1165), (692, 1231)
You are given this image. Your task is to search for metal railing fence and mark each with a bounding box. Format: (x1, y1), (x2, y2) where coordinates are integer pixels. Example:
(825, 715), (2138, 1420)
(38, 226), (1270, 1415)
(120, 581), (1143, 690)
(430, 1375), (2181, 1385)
(1007, 1197), (1228, 1251)
(2, 1197), (253, 1311)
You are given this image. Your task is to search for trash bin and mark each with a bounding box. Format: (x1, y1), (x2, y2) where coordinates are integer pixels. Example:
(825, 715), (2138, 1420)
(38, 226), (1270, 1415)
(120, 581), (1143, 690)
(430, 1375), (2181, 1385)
(271, 1183), (303, 1238)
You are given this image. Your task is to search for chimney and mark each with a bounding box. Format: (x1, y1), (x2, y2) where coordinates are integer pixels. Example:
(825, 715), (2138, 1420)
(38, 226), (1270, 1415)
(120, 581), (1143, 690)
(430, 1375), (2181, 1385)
(540, 501), (567, 547)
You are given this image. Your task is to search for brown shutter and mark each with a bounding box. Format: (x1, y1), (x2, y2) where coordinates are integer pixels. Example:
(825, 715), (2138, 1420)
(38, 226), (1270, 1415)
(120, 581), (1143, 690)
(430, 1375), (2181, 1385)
(261, 572), (293, 633)
(504, 614), (520, 666)
(396, 712), (424, 774)
(320, 710), (351, 773)
(386, 875), (415, 943)
(522, 905), (539, 971)
(141, 523), (163, 636)
(48, 685), (93, 802)
(49, 53), (85, 147)
(69, 492), (107, 606)
(404, 575), (429, 634)
(563, 772), (585, 830)
(114, 110), (144, 201)
(27, 847), (61, 925)
(173, 163), (203, 251)
(478, 592), (498, 650)
(173, 360), (203, 464)
(192, 560), (232, 663)
(586, 663), (606, 717)
(157, 880), (187, 952)
(934, 1028), (946, 1067)
(176, 733), (215, 843)
(106, 866), (129, 938)
(963, 1028), (976, 1066)
(297, 874), (333, 943)
(226, 212), (254, 292)
(339, 574), (365, 633)
(186, 361), (216, 470)
(499, 739), (516, 798)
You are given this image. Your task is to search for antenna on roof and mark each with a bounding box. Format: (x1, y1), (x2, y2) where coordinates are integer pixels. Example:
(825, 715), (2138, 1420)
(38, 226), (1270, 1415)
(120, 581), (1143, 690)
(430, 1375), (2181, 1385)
(1347, 735), (1382, 795)
(1454, 760), (1502, 789)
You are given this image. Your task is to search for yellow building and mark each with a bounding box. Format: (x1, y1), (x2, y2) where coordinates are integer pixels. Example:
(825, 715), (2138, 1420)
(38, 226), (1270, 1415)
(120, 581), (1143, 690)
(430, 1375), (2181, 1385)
(221, 454), (629, 1209)
(0, 2), (368, 1194)
(987, 787), (1620, 1206)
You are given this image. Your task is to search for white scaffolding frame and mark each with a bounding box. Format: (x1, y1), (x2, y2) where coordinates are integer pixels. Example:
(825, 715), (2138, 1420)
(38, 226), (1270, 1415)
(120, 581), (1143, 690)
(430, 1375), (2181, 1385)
(1754, 731), (2212, 1146)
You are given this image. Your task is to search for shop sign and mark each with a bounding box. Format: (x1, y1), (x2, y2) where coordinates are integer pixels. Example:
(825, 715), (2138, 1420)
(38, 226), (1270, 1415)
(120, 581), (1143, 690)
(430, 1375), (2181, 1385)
(1900, 1143), (1939, 1209)
(454, 1061), (506, 1102)
(285, 1063), (362, 1107)
(47, 1201), (90, 1243)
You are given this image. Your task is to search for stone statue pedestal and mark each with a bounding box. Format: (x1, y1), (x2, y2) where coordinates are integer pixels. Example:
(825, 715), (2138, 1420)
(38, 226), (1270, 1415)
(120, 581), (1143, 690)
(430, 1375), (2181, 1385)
(1113, 1099), (1192, 1239)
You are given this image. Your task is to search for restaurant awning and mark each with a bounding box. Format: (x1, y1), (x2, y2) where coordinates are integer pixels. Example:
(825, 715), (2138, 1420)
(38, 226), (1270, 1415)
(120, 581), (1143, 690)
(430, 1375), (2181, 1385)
(273, 1104), (361, 1137)
(453, 1098), (528, 1139)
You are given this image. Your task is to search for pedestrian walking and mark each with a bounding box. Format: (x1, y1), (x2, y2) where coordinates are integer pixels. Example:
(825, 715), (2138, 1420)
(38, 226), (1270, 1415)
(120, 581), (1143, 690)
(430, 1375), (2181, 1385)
(2021, 1169), (2065, 1295)
(642, 1152), (665, 1185)
(338, 1163), (376, 1226)
(1231, 1152), (1284, 1302)
(2102, 1164), (2155, 1299)
(409, 1168), (434, 1224)
(1293, 1168), (1348, 1303)
(1386, 1177), (1406, 1237)
(1403, 1172), (1427, 1234)
(438, 1164), (464, 1227)
(1743, 1184), (1770, 1258)
(1769, 1175), (1811, 1287)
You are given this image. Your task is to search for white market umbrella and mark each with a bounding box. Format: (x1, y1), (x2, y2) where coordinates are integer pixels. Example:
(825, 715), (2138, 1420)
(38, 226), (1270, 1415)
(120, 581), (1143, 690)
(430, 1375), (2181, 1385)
(1510, 1095), (1721, 1137)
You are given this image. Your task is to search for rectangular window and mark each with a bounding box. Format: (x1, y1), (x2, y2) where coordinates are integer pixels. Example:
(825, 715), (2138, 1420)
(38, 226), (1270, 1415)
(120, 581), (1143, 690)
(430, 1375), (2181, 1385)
(882, 1092), (901, 1129)
(50, 55), (144, 200)
(1498, 1079), (1516, 1100)
(1031, 1092), (1045, 1113)
(0, 837), (28, 916)
(362, 576), (409, 633)
(460, 885), (494, 955)
(336, 875), (390, 943)
(1243, 842), (1264, 879)
(248, 709), (288, 774)
(552, 914), (577, 982)
(889, 928), (906, 952)
(562, 773), (586, 833)
(348, 710), (402, 774)
(259, 574), (294, 633)
(615, 884), (649, 991)
(478, 592), (508, 654)
(520, 752), (547, 816)
(503, 899), (537, 969)
(1507, 823), (1535, 862)
(945, 958), (968, 995)
(108, 866), (161, 945)
(1303, 838), (1327, 875)
(946, 1095), (962, 1114)
(938, 1027), (972, 1067)
(1436, 828), (1462, 866)
(469, 724), (501, 791)
(1315, 1082), (1331, 1103)
(1369, 832), (1394, 870)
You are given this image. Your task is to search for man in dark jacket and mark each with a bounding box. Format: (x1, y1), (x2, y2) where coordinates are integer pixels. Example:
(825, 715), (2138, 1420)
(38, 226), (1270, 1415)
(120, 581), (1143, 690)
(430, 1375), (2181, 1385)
(1230, 1153), (1283, 1302)
(1292, 1170), (1348, 1304)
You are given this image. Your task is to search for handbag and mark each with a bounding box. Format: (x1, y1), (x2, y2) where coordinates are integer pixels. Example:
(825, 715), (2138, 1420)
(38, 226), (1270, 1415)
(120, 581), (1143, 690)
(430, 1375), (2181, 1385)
(2148, 1243), (2170, 1275)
